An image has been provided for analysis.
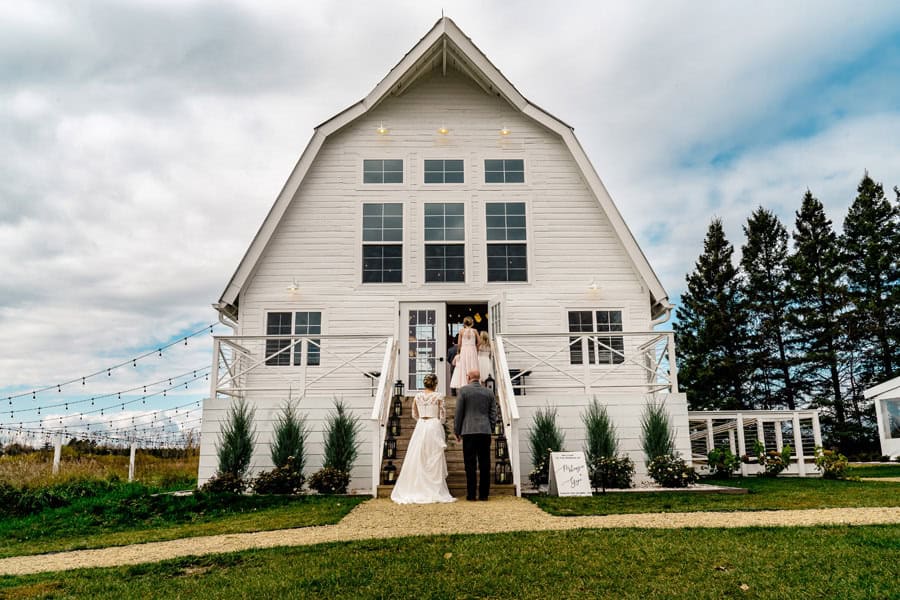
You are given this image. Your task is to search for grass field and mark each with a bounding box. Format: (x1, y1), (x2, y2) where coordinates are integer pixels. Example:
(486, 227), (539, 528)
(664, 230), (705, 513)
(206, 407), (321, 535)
(1, 525), (898, 599)
(848, 463), (900, 478)
(530, 475), (900, 516)
(0, 489), (364, 559)
(0, 449), (198, 488)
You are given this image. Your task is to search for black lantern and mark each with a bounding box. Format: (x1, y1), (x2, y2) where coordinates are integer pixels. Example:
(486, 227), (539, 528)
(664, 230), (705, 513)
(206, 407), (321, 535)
(494, 459), (512, 485)
(495, 433), (508, 459)
(383, 433), (397, 459)
(492, 414), (503, 436)
(393, 380), (405, 399)
(388, 414), (401, 437)
(484, 374), (495, 393)
(382, 461), (397, 485)
(392, 395), (403, 417)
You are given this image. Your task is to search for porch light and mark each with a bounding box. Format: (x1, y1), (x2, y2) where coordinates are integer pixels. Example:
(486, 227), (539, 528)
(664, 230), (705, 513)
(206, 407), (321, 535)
(495, 432), (508, 459)
(388, 414), (401, 437)
(286, 279), (300, 294)
(494, 458), (512, 484)
(588, 279), (600, 292)
(376, 122), (389, 135)
(392, 394), (403, 418)
(437, 125), (449, 135)
(393, 380), (405, 399)
(499, 126), (511, 136)
(383, 433), (397, 460)
(382, 460), (397, 485)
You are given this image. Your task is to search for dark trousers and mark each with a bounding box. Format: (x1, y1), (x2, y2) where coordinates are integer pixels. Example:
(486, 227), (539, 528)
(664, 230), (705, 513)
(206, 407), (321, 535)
(462, 434), (491, 500)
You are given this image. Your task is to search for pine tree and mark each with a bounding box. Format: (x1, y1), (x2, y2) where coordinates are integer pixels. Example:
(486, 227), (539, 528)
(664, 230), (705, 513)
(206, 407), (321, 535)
(741, 207), (797, 409)
(841, 173), (900, 385)
(788, 191), (850, 439)
(216, 398), (257, 480)
(675, 219), (751, 410)
(270, 401), (308, 471)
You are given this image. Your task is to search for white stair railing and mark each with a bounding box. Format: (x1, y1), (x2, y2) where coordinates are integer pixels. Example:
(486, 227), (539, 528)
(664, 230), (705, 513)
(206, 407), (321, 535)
(493, 335), (521, 496)
(369, 337), (398, 496)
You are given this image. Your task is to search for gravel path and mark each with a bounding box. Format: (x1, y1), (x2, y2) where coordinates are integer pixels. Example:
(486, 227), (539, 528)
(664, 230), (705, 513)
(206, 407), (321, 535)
(2, 498), (900, 576)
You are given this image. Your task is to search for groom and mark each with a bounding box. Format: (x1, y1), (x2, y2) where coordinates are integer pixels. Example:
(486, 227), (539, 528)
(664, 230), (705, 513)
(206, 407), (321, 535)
(454, 369), (497, 501)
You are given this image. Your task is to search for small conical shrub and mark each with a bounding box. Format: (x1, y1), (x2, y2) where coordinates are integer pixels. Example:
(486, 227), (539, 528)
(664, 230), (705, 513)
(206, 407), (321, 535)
(640, 399), (676, 461)
(204, 398), (256, 493)
(528, 407), (565, 486)
(582, 397), (618, 463)
(270, 401), (308, 471)
(322, 398), (361, 474)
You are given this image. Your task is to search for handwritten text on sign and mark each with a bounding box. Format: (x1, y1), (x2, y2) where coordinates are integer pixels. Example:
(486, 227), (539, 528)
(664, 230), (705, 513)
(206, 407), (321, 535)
(548, 451), (592, 497)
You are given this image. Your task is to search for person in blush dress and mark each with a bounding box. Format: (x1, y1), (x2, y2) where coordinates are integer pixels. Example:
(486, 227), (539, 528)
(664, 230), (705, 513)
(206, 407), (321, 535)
(449, 317), (478, 390)
(477, 330), (493, 385)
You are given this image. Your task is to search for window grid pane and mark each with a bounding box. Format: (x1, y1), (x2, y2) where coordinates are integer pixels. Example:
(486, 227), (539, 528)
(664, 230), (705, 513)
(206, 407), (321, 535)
(484, 159), (524, 183)
(363, 159), (403, 184)
(363, 203), (403, 242)
(486, 202), (526, 241)
(424, 203), (465, 241)
(363, 245), (402, 283)
(425, 244), (465, 282)
(424, 159), (464, 184)
(266, 312), (322, 366)
(486, 244), (527, 282)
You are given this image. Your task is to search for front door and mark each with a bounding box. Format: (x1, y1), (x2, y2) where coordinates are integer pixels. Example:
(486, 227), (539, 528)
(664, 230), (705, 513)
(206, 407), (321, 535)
(401, 302), (447, 395)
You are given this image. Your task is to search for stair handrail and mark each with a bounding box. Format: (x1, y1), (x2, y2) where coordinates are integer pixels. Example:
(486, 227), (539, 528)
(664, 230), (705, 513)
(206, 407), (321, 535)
(369, 336), (398, 496)
(493, 335), (521, 496)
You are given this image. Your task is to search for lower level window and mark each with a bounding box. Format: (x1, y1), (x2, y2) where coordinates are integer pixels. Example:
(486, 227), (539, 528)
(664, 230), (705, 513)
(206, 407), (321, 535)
(487, 244), (527, 282)
(266, 311), (322, 366)
(425, 244), (465, 282)
(568, 310), (624, 365)
(363, 246), (402, 283)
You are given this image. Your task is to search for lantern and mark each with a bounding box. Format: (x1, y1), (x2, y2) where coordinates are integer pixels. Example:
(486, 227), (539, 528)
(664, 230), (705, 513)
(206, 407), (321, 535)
(494, 459), (512, 485)
(484, 374), (495, 393)
(382, 461), (397, 485)
(388, 414), (401, 437)
(392, 395), (403, 417)
(393, 380), (405, 399)
(383, 433), (397, 459)
(495, 433), (508, 459)
(492, 414), (503, 436)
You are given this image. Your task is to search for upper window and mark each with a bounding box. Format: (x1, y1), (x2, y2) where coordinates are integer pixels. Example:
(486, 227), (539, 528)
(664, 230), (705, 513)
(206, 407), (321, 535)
(486, 202), (527, 282)
(484, 159), (524, 183)
(265, 311), (322, 366)
(363, 159), (403, 184)
(362, 203), (402, 283)
(424, 159), (464, 184)
(568, 310), (624, 365)
(424, 203), (465, 282)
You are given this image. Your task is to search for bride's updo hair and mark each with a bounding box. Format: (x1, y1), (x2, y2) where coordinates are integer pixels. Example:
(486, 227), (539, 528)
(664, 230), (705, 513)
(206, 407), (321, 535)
(423, 373), (438, 389)
(463, 316), (474, 327)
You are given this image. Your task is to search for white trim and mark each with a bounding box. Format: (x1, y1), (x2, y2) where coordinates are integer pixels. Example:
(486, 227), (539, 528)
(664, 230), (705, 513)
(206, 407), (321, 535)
(218, 17), (668, 312)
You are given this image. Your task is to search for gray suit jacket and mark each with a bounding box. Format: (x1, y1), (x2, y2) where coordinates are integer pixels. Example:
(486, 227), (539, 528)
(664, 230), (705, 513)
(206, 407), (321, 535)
(454, 381), (497, 436)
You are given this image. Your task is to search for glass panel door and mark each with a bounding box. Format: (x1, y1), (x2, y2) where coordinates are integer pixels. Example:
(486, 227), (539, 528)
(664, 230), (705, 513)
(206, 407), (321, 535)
(401, 303), (447, 395)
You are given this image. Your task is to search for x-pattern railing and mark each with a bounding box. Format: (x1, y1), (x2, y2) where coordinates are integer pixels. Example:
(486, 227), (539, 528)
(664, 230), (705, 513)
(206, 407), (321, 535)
(496, 331), (678, 394)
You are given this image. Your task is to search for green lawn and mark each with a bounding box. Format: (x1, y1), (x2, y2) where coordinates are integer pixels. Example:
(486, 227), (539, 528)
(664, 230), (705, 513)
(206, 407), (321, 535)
(2, 526), (898, 599)
(848, 463), (900, 478)
(0, 492), (364, 559)
(529, 477), (900, 516)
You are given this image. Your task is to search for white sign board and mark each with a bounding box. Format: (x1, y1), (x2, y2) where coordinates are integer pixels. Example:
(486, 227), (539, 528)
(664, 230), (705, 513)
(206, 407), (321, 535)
(548, 451), (592, 497)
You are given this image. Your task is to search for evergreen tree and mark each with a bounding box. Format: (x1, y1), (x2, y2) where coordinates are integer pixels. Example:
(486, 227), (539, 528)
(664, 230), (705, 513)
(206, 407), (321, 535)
(270, 401), (308, 471)
(841, 173), (900, 385)
(741, 207), (797, 409)
(788, 191), (850, 440)
(675, 219), (751, 410)
(216, 398), (257, 480)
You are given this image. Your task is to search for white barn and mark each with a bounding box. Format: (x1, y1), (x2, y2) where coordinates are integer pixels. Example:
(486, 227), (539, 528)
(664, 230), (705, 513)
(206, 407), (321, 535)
(200, 17), (693, 494)
(865, 376), (900, 459)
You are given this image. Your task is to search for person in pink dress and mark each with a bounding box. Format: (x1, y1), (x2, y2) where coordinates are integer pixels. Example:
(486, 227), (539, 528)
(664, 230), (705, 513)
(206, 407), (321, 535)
(450, 317), (479, 390)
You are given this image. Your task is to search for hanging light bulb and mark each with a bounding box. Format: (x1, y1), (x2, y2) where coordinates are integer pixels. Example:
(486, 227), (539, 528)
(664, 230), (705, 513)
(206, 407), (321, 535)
(437, 125), (450, 135)
(376, 121), (389, 135)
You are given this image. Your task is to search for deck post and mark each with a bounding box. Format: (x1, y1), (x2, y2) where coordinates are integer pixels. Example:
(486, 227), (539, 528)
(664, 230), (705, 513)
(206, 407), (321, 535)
(736, 413), (747, 477)
(666, 332), (678, 393)
(128, 441), (137, 481)
(792, 413), (806, 476)
(706, 417), (715, 453)
(812, 412), (823, 448)
(756, 418), (765, 450)
(52, 434), (62, 476)
(775, 420), (784, 452)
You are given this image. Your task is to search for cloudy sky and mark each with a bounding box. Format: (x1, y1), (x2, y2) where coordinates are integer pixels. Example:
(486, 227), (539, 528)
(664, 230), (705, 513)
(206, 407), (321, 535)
(3, 1), (900, 441)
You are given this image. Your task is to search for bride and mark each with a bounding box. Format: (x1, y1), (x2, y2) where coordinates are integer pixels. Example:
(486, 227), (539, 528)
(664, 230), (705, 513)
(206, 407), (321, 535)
(391, 373), (456, 504)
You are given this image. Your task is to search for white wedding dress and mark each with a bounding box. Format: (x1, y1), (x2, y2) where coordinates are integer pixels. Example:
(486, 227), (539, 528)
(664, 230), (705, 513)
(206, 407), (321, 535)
(391, 391), (456, 504)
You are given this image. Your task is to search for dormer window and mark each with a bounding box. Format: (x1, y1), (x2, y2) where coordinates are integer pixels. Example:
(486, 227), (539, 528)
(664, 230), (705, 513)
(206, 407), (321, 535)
(363, 159), (403, 184)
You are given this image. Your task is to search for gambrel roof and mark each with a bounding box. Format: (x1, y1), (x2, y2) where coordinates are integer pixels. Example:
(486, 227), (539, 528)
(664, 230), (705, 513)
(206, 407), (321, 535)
(217, 17), (670, 318)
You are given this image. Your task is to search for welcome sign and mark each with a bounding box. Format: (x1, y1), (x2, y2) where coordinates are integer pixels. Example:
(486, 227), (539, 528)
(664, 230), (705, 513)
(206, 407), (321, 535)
(548, 451), (592, 497)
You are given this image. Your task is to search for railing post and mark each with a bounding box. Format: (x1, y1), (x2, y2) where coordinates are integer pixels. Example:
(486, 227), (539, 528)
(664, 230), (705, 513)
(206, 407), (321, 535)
(128, 441), (137, 482)
(209, 337), (220, 403)
(736, 413), (747, 477)
(667, 332), (679, 393)
(812, 412), (823, 448)
(582, 336), (590, 393)
(792, 412), (806, 476)
(706, 417), (714, 454)
(52, 434), (62, 476)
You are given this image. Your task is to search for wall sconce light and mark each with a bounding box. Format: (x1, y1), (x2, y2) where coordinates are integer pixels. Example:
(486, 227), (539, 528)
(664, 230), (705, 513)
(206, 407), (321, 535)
(437, 125), (450, 135)
(376, 122), (389, 135)
(588, 279), (600, 292)
(500, 126), (511, 136)
(286, 279), (300, 294)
